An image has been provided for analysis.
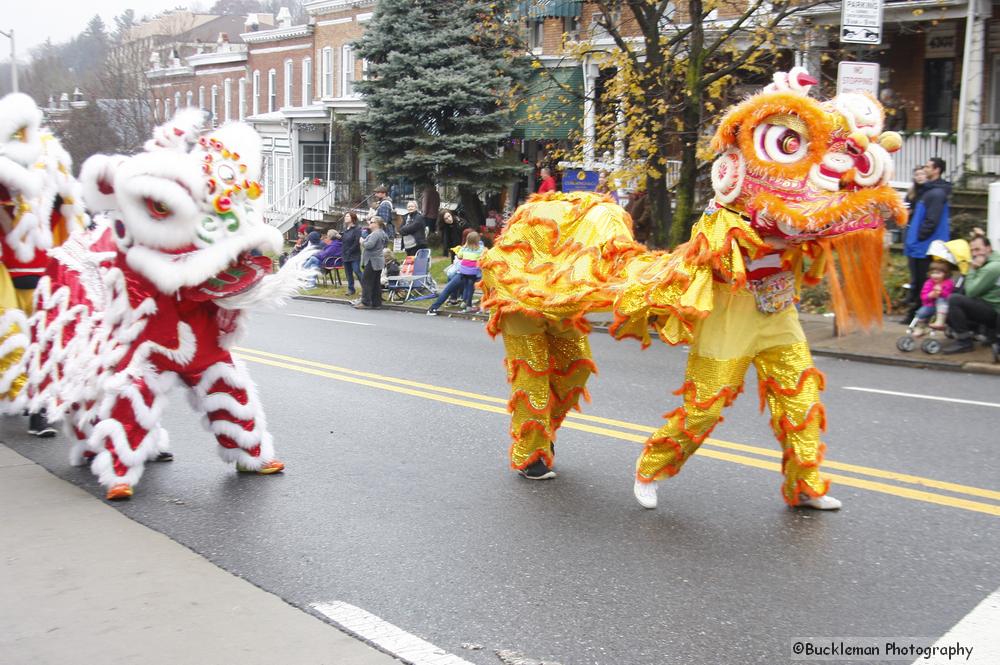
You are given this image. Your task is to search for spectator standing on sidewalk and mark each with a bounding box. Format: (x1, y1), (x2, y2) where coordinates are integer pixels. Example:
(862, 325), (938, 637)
(340, 212), (364, 297)
(537, 167), (557, 193)
(372, 186), (396, 239)
(357, 218), (388, 310)
(399, 200), (428, 256)
(903, 157), (951, 322)
(942, 233), (1000, 354)
(421, 183), (440, 235)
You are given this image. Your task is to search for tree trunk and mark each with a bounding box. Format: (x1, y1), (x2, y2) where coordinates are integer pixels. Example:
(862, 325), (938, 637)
(670, 101), (701, 247)
(457, 185), (485, 228)
(646, 171), (671, 248)
(671, 0), (705, 247)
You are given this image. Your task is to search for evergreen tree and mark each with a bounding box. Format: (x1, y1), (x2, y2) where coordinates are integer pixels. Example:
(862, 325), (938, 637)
(352, 0), (528, 224)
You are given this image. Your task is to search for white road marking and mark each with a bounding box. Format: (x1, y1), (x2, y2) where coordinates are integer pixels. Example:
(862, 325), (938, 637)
(311, 601), (474, 665)
(843, 386), (1000, 409)
(286, 313), (375, 326)
(914, 586), (1000, 664)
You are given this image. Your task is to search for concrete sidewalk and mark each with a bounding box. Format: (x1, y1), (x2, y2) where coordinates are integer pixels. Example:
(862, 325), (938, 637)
(0, 444), (398, 665)
(299, 295), (1000, 376)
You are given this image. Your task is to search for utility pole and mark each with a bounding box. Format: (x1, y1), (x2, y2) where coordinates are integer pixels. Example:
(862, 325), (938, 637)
(0, 28), (16, 93)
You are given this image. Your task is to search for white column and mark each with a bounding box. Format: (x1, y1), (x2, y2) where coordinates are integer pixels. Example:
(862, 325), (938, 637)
(957, 0), (988, 177)
(582, 58), (597, 166)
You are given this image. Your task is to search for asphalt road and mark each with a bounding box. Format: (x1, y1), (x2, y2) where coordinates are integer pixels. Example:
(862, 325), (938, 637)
(4, 299), (998, 665)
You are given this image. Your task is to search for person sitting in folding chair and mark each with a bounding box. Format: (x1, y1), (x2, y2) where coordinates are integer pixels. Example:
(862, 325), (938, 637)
(427, 232), (483, 315)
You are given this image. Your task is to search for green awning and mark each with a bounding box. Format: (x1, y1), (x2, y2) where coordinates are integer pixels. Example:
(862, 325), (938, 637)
(511, 66), (584, 140)
(517, 0), (582, 18)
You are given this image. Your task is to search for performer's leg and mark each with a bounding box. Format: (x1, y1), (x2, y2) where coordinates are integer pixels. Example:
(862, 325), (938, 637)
(88, 377), (168, 500)
(0, 269), (29, 407)
(547, 325), (596, 435)
(753, 342), (839, 509)
(634, 352), (752, 507)
(186, 356), (282, 474)
(500, 313), (561, 477)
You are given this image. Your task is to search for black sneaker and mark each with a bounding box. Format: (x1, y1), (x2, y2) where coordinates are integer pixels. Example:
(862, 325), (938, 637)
(154, 451), (175, 462)
(518, 458), (556, 480)
(28, 412), (57, 438)
(942, 338), (974, 355)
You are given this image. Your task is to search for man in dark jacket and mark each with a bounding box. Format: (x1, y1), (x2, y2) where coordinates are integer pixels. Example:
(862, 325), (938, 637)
(903, 157), (951, 322)
(399, 200), (427, 256)
(340, 212), (364, 297)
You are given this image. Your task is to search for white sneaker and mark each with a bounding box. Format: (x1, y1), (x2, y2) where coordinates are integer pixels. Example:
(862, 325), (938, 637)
(633, 479), (658, 509)
(426, 309), (438, 316)
(798, 493), (842, 510)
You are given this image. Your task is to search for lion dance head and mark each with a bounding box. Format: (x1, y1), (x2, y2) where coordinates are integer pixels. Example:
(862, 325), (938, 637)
(709, 68), (907, 327)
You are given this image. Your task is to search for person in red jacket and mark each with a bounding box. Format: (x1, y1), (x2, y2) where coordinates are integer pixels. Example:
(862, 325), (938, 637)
(537, 167), (557, 193)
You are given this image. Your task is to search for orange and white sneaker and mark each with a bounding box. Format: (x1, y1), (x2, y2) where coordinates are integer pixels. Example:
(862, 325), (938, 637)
(236, 459), (285, 475)
(106, 483), (134, 501)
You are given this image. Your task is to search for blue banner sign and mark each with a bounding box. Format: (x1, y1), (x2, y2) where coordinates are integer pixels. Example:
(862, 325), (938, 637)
(562, 169), (600, 192)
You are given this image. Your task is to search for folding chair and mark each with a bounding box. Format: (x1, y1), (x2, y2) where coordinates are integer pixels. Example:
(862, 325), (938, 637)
(319, 256), (343, 287)
(385, 248), (438, 302)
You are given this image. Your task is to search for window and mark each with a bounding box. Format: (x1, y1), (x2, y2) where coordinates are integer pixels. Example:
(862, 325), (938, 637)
(155, 98), (161, 120)
(211, 85), (218, 125)
(198, 86), (205, 110)
(283, 59), (293, 107)
(174, 91), (181, 111)
(186, 90), (193, 107)
(341, 45), (355, 97)
(361, 58), (370, 81)
(563, 15), (580, 41)
(164, 97), (171, 119)
(322, 47), (333, 97)
(302, 58), (313, 105)
(238, 78), (247, 120)
(252, 70), (260, 115)
(527, 18), (544, 49)
(268, 69), (277, 112)
(224, 78), (232, 122)
(301, 143), (331, 180)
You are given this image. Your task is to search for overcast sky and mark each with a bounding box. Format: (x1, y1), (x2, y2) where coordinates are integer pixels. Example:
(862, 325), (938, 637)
(4, 1), (203, 60)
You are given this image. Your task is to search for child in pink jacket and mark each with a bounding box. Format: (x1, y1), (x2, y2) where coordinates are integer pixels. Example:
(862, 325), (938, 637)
(914, 260), (955, 336)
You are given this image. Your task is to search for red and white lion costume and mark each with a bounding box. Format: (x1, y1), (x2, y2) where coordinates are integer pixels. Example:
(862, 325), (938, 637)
(24, 110), (312, 500)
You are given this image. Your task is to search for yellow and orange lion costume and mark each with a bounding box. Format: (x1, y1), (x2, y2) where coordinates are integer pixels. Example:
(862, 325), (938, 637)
(481, 69), (906, 509)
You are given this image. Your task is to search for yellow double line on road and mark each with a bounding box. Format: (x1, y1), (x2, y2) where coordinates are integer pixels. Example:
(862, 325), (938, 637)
(233, 346), (1000, 517)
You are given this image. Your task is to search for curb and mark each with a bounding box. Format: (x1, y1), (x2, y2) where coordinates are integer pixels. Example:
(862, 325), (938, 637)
(292, 295), (999, 376)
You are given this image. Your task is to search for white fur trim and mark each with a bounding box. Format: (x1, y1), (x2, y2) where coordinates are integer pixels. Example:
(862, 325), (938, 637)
(0, 93), (44, 167)
(216, 247), (315, 311)
(125, 223), (283, 293)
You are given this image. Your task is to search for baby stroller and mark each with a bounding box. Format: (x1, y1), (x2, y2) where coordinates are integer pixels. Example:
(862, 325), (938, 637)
(896, 239), (969, 355)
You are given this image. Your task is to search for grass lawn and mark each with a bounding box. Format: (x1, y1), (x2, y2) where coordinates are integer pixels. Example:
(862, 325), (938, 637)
(299, 250), (463, 311)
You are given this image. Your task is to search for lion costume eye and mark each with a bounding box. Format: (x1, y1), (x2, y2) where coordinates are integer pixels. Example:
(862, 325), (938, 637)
(753, 116), (810, 164)
(144, 197), (172, 220)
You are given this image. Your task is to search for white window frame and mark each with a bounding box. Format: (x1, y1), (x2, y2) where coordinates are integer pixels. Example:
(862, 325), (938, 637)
(155, 98), (162, 120)
(252, 70), (260, 116)
(164, 97), (171, 119)
(174, 91), (181, 111)
(283, 59), (293, 108)
(322, 47), (333, 97)
(527, 18), (544, 50)
(341, 44), (355, 98)
(224, 78), (232, 122)
(268, 69), (277, 113)
(211, 84), (218, 125)
(186, 90), (193, 107)
(302, 57), (313, 105)
(198, 85), (205, 110)
(238, 78), (247, 120)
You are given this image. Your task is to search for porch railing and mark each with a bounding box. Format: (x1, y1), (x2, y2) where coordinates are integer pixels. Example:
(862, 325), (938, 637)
(263, 177), (310, 226)
(890, 132), (957, 189)
(272, 183), (340, 234)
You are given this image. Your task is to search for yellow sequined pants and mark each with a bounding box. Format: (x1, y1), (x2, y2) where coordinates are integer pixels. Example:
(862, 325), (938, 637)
(500, 313), (595, 469)
(636, 285), (830, 505)
(0, 265), (33, 402)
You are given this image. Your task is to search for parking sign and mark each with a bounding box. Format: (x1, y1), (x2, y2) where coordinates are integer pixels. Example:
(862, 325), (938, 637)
(841, 0), (883, 45)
